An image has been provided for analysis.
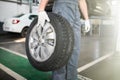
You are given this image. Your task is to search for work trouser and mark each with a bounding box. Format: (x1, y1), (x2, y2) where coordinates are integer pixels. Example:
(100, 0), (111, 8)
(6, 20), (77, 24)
(52, 1), (81, 80)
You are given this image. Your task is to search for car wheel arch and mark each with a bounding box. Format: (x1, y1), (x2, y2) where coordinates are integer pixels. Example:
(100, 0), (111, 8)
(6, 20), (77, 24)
(21, 26), (29, 37)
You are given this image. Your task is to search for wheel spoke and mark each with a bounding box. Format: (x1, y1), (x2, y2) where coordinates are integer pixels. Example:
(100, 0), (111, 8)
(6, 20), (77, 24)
(30, 41), (37, 49)
(34, 46), (40, 59)
(41, 46), (47, 60)
(46, 39), (55, 46)
(31, 31), (39, 41)
(42, 24), (49, 35)
(44, 43), (51, 56)
(36, 25), (43, 37)
(46, 29), (55, 40)
(45, 41), (55, 55)
(46, 27), (53, 35)
(42, 23), (53, 37)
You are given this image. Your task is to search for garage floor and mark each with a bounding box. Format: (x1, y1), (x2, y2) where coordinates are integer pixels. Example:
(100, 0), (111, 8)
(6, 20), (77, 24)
(0, 48), (51, 80)
(79, 52), (120, 80)
(0, 25), (120, 80)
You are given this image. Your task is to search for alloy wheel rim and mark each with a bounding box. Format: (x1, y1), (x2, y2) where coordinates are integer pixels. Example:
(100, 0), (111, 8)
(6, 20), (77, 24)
(29, 22), (56, 62)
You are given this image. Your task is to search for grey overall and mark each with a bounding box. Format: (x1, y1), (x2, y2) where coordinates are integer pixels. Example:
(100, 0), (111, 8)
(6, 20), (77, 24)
(52, 0), (81, 80)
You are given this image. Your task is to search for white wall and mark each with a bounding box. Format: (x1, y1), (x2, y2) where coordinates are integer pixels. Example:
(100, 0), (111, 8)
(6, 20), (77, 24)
(116, 16), (120, 52)
(116, 27), (120, 52)
(0, 1), (29, 22)
(111, 0), (120, 52)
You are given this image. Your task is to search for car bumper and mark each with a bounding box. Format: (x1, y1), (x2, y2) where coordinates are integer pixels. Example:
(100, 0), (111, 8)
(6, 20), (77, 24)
(3, 25), (21, 33)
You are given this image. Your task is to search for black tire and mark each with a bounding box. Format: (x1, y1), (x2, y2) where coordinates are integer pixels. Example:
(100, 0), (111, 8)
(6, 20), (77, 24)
(25, 12), (74, 71)
(21, 27), (28, 37)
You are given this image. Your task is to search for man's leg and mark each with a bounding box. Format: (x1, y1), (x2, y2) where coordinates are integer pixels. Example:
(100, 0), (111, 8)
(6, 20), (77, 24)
(66, 27), (81, 80)
(52, 2), (81, 80)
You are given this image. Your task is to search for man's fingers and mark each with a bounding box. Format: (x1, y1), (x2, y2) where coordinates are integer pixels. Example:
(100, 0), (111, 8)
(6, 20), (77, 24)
(47, 18), (50, 22)
(84, 26), (90, 32)
(45, 15), (50, 22)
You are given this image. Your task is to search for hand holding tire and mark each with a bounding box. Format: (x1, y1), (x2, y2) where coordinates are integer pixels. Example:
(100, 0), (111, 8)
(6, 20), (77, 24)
(84, 19), (91, 33)
(37, 11), (50, 26)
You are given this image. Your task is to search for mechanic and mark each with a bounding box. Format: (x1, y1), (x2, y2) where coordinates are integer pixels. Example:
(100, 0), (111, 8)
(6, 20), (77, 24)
(38, 0), (90, 80)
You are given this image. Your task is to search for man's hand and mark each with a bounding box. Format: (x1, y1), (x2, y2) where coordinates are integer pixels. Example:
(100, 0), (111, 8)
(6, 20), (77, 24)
(84, 19), (91, 33)
(37, 11), (50, 26)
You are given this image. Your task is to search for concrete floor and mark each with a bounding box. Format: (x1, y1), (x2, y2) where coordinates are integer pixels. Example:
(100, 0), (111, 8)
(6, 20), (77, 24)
(79, 52), (120, 80)
(0, 69), (16, 80)
(0, 24), (120, 80)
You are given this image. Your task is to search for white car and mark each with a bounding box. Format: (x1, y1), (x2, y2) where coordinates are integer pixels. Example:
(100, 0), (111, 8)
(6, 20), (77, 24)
(3, 13), (37, 37)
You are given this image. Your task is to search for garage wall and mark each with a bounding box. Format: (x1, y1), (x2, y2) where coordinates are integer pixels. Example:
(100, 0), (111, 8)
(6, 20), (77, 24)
(111, 0), (120, 52)
(0, 1), (29, 22)
(116, 28), (120, 52)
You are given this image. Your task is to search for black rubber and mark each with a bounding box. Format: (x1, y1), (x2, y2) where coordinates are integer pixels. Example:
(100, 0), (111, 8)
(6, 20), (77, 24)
(21, 27), (28, 37)
(25, 12), (74, 71)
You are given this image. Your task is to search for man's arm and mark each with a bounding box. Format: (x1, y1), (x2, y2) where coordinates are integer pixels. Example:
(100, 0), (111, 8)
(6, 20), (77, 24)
(79, 0), (91, 32)
(37, 0), (50, 26)
(79, 0), (89, 20)
(38, 0), (49, 11)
